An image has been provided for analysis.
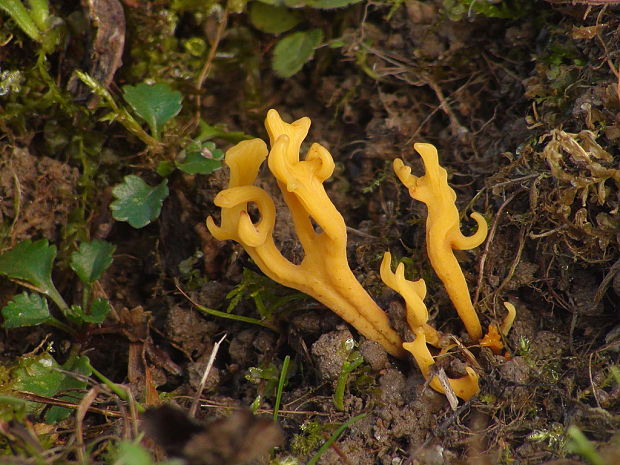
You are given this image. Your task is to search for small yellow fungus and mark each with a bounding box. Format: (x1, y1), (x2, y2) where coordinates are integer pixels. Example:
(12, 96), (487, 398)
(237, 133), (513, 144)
(207, 110), (405, 358)
(480, 302), (517, 354)
(380, 252), (439, 346)
(393, 143), (488, 341)
(479, 324), (503, 354)
(500, 301), (517, 336)
(381, 253), (480, 401)
(403, 329), (480, 401)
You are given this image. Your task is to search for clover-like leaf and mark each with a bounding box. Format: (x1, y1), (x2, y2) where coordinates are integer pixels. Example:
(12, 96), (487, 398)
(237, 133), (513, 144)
(70, 240), (116, 284)
(0, 239), (57, 295)
(1, 292), (51, 328)
(272, 29), (323, 78)
(122, 83), (182, 140)
(110, 175), (169, 228)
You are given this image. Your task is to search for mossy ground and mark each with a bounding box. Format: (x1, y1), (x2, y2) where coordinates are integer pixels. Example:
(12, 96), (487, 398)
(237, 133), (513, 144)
(0, 1), (618, 464)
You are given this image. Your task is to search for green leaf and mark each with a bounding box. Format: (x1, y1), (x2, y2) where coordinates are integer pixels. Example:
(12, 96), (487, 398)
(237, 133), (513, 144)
(196, 120), (254, 143)
(176, 152), (222, 175)
(272, 29), (323, 78)
(82, 298), (111, 324)
(0, 395), (28, 422)
(114, 441), (154, 465)
(122, 83), (182, 140)
(9, 352), (91, 423)
(110, 175), (169, 228)
(1, 292), (51, 328)
(70, 240), (116, 284)
(65, 301), (110, 325)
(45, 355), (92, 423)
(0, 0), (42, 43)
(176, 142), (225, 175)
(156, 160), (176, 177)
(249, 3), (301, 34)
(12, 354), (64, 398)
(0, 239), (56, 295)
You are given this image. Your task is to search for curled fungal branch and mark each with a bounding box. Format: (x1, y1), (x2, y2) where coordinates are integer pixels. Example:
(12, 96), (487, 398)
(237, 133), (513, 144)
(393, 143), (488, 342)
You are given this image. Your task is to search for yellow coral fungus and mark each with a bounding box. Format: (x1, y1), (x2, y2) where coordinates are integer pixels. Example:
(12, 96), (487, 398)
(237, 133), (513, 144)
(207, 110), (405, 358)
(393, 143), (488, 341)
(381, 253), (480, 401)
(208, 111), (511, 404)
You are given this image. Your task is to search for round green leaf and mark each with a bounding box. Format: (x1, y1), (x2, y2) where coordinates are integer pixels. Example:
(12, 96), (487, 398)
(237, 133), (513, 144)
(272, 29), (323, 78)
(249, 2), (301, 34)
(110, 175), (169, 228)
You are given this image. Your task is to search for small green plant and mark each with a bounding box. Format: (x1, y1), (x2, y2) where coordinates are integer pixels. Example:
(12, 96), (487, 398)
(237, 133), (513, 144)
(333, 341), (364, 411)
(442, 0), (531, 21)
(0, 351), (92, 424)
(75, 75), (240, 227)
(273, 354), (291, 422)
(307, 413), (367, 465)
(0, 238), (115, 333)
(291, 421), (329, 457)
(122, 82), (182, 141)
(247, 0), (364, 78)
(226, 268), (307, 320)
(246, 357), (297, 408)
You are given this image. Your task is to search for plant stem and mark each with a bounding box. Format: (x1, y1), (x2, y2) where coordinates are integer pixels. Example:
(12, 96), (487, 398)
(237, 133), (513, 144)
(47, 316), (77, 337)
(273, 355), (290, 423)
(88, 361), (145, 413)
(308, 414), (367, 465)
(334, 352), (363, 411)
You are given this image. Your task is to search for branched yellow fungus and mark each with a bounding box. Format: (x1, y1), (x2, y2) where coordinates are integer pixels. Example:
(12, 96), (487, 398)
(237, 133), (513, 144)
(381, 252), (480, 401)
(393, 143), (488, 341)
(207, 110), (405, 358)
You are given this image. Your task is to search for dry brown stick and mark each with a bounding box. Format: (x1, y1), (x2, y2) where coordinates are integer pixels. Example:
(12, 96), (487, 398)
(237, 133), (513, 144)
(76, 386), (102, 464)
(194, 9), (229, 105)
